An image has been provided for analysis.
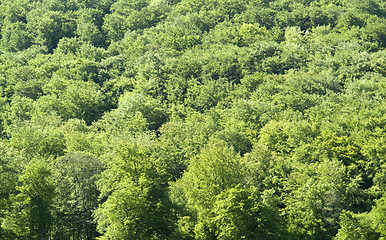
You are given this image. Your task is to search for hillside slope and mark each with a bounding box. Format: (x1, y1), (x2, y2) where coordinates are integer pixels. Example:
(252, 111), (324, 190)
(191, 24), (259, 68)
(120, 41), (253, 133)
(0, 0), (385, 239)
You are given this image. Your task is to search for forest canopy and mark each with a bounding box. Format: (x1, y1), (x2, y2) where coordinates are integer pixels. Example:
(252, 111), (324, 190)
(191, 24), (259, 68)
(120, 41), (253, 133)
(0, 0), (385, 239)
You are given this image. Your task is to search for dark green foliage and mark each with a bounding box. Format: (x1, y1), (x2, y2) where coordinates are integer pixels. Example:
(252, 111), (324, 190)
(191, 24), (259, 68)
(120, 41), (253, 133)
(52, 152), (103, 240)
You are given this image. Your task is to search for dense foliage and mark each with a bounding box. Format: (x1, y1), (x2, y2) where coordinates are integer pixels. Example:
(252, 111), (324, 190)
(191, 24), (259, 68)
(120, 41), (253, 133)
(0, 0), (385, 239)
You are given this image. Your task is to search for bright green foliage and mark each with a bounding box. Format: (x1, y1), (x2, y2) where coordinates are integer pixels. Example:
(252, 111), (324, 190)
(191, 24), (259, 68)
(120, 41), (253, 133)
(170, 141), (243, 238)
(61, 118), (105, 154)
(156, 111), (221, 180)
(97, 92), (167, 134)
(172, 141), (243, 208)
(2, 159), (55, 240)
(102, 0), (167, 43)
(0, 21), (31, 52)
(95, 177), (171, 240)
(371, 196), (386, 238)
(335, 211), (379, 240)
(0, 143), (22, 239)
(171, 140), (284, 239)
(242, 143), (289, 196)
(0, 0), (385, 239)
(75, 8), (104, 46)
(6, 115), (66, 159)
(37, 78), (107, 124)
(211, 186), (283, 240)
(335, 196), (386, 240)
(95, 142), (175, 239)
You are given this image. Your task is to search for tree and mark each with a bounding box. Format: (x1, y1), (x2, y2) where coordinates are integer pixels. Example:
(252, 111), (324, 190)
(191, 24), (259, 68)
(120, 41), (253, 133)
(0, 142), (22, 239)
(27, 9), (68, 52)
(52, 152), (103, 240)
(97, 92), (167, 134)
(75, 8), (104, 46)
(370, 196), (386, 238)
(95, 142), (175, 239)
(37, 78), (107, 124)
(170, 140), (285, 239)
(285, 159), (348, 239)
(156, 111), (221, 180)
(211, 186), (284, 240)
(2, 159), (55, 240)
(6, 114), (66, 159)
(0, 20), (31, 51)
(335, 211), (378, 240)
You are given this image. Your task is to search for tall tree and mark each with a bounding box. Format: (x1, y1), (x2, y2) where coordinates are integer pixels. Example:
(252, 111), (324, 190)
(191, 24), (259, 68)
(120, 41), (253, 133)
(2, 159), (55, 240)
(171, 140), (285, 239)
(52, 152), (103, 240)
(95, 142), (175, 240)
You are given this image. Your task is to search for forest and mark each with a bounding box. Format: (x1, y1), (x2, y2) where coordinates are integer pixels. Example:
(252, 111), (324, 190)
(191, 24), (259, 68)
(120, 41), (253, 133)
(0, 0), (385, 239)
